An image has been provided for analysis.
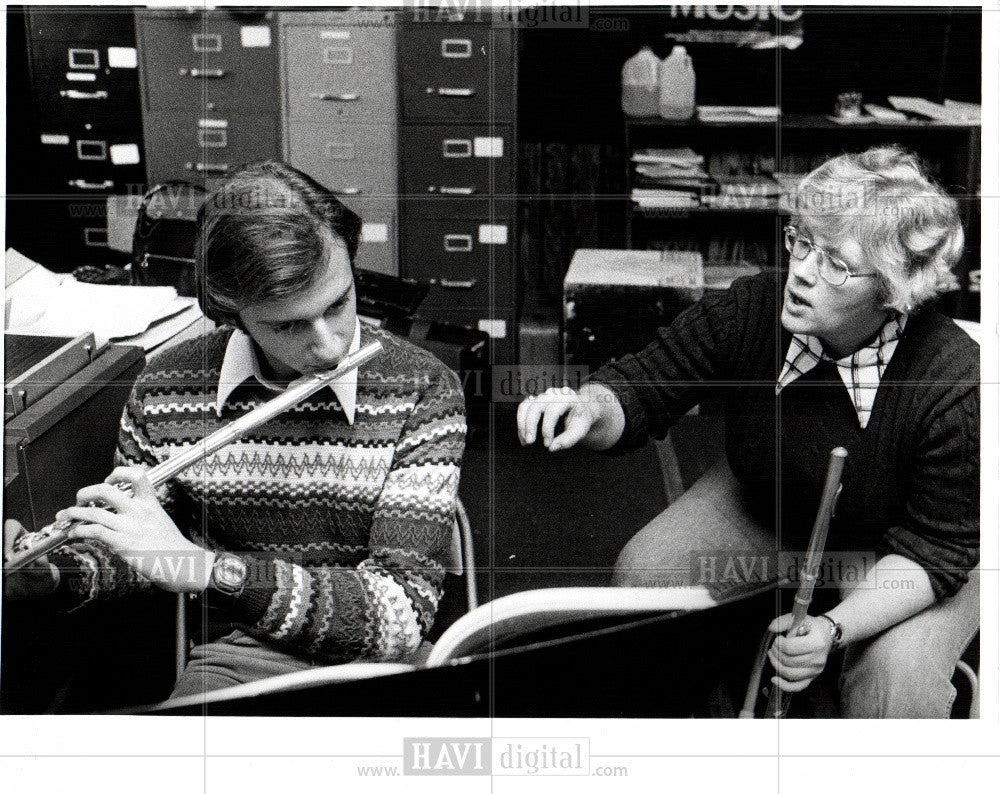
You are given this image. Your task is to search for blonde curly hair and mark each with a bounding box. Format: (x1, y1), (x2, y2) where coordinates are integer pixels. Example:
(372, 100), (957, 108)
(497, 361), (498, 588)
(788, 145), (964, 313)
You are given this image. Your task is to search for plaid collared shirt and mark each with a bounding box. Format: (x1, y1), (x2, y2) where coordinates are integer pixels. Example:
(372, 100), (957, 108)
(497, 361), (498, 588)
(776, 315), (908, 429)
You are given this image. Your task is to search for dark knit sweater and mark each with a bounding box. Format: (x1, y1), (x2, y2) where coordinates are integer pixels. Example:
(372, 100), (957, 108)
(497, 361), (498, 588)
(591, 273), (979, 599)
(50, 324), (467, 662)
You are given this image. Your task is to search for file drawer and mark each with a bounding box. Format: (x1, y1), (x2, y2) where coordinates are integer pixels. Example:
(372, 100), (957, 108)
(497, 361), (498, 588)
(17, 199), (118, 269)
(400, 218), (514, 308)
(28, 8), (137, 43)
(143, 112), (280, 185)
(286, 121), (397, 199)
(136, 13), (279, 113)
(29, 38), (141, 124)
(412, 305), (516, 364)
(398, 24), (515, 122)
(399, 124), (515, 215)
(282, 17), (396, 123)
(352, 201), (398, 278)
(37, 127), (145, 192)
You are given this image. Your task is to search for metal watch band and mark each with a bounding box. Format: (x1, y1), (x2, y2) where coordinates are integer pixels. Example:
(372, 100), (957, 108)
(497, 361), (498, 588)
(816, 613), (843, 649)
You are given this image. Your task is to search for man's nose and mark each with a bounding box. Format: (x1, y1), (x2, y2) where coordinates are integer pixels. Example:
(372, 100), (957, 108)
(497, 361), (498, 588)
(309, 320), (345, 362)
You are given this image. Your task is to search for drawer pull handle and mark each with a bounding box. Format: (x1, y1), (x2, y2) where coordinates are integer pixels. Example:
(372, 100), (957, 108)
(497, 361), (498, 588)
(432, 87), (476, 98)
(439, 186), (476, 196)
(310, 92), (360, 102)
(60, 89), (108, 100)
(186, 162), (229, 174)
(443, 234), (473, 253)
(338, 187), (364, 195)
(437, 279), (477, 289)
(68, 179), (114, 190)
(179, 68), (226, 79)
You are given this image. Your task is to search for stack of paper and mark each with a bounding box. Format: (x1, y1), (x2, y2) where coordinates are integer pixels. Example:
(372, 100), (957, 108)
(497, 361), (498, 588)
(697, 105), (781, 123)
(888, 97), (980, 124)
(632, 148), (713, 208)
(4, 248), (200, 349)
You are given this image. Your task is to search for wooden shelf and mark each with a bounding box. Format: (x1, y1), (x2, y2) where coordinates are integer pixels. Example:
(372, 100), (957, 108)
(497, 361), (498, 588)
(625, 113), (979, 132)
(633, 202), (785, 216)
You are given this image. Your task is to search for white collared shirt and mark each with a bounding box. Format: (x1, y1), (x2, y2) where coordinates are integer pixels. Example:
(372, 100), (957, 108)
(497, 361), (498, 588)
(214, 318), (362, 424)
(775, 315), (907, 429)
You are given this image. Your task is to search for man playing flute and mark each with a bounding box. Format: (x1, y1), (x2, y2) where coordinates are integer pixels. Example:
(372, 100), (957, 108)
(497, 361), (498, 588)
(4, 161), (467, 698)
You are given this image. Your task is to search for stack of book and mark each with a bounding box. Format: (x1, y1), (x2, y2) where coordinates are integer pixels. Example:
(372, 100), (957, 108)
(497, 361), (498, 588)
(630, 147), (715, 209)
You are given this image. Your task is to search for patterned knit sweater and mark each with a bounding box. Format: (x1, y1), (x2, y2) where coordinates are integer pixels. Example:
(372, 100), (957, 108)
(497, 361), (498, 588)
(49, 324), (467, 663)
(591, 273), (979, 600)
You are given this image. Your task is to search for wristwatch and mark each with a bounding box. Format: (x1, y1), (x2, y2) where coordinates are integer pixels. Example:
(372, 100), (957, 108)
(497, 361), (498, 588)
(209, 552), (248, 598)
(816, 614), (844, 650)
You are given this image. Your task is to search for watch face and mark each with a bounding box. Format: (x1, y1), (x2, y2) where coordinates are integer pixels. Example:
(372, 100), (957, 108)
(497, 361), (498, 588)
(214, 554), (248, 592)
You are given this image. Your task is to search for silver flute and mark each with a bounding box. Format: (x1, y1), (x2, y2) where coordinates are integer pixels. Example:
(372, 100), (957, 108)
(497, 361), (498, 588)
(4, 340), (383, 573)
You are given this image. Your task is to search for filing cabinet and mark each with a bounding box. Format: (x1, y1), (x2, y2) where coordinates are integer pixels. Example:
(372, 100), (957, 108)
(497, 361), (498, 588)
(136, 9), (282, 191)
(135, 10), (279, 114)
(143, 112), (281, 186)
(398, 24), (516, 122)
(280, 10), (399, 276)
(398, 17), (518, 362)
(23, 7), (145, 268)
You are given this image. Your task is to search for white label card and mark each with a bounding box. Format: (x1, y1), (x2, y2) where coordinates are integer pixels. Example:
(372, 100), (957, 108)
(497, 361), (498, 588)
(240, 26), (272, 48)
(478, 224), (509, 245)
(66, 72), (97, 82)
(473, 137), (503, 158)
(478, 320), (507, 339)
(107, 46), (138, 68)
(320, 30), (351, 40)
(362, 223), (389, 243)
(110, 143), (141, 165)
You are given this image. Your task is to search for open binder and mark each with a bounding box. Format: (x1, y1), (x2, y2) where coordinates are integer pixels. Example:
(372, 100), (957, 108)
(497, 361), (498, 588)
(140, 583), (777, 717)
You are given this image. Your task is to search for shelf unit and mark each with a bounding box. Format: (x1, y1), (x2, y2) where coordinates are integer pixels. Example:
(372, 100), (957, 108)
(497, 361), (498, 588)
(624, 115), (981, 319)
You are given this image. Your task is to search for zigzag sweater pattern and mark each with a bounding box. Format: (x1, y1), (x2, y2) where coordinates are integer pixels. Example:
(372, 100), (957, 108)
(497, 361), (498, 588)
(50, 324), (467, 663)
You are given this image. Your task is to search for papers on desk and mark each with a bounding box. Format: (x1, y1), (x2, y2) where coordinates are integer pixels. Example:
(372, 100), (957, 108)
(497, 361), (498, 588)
(4, 248), (202, 349)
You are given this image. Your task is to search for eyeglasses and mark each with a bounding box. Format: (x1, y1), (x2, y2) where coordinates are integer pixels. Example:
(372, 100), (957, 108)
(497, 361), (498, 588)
(783, 224), (878, 287)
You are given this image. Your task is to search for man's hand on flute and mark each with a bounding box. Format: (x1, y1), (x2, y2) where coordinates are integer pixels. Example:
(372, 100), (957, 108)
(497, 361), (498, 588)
(3, 520), (60, 600)
(57, 466), (216, 594)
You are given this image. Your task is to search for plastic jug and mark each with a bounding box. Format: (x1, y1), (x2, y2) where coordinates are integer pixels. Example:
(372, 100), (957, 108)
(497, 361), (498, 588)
(621, 46), (660, 117)
(658, 45), (695, 120)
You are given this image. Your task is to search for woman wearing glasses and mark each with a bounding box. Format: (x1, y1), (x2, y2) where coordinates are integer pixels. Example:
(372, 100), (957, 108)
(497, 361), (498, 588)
(516, 146), (979, 717)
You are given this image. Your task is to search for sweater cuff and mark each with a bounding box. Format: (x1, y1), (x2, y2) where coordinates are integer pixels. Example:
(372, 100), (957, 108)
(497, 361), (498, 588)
(47, 546), (98, 612)
(207, 555), (275, 626)
(587, 371), (648, 454)
(879, 528), (979, 600)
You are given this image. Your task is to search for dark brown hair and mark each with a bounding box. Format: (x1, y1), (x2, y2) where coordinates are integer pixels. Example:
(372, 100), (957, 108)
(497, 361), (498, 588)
(195, 161), (362, 327)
